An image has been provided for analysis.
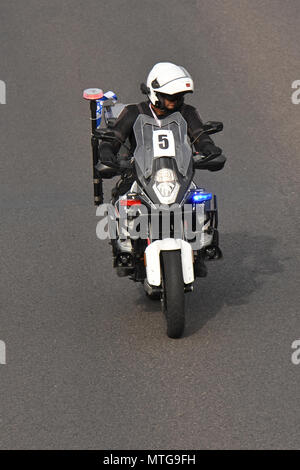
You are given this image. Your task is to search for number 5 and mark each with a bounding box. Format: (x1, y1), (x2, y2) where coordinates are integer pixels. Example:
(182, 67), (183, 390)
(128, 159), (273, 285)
(158, 134), (169, 149)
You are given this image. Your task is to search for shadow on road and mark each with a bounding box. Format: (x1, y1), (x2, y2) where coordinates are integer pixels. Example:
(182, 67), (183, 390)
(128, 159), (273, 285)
(184, 231), (284, 337)
(134, 231), (284, 338)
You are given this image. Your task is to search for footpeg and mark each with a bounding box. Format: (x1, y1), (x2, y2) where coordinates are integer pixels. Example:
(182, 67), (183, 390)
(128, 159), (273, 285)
(144, 279), (161, 296)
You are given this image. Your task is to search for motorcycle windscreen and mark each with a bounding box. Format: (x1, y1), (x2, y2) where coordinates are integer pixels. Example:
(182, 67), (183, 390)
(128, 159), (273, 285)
(132, 112), (192, 179)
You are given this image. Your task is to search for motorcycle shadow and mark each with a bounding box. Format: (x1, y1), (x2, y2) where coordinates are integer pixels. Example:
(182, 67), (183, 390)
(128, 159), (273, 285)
(183, 231), (284, 337)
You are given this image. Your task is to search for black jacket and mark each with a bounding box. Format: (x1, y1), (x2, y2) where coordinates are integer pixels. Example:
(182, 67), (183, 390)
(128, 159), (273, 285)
(111, 101), (214, 151)
(101, 100), (226, 171)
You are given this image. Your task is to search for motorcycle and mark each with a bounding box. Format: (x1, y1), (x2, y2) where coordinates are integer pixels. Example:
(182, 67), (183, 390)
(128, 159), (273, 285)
(84, 88), (224, 338)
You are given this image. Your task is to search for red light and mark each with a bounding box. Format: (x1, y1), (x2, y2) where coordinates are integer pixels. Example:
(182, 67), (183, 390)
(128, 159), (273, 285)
(83, 88), (104, 100)
(120, 199), (141, 206)
(186, 83), (191, 87)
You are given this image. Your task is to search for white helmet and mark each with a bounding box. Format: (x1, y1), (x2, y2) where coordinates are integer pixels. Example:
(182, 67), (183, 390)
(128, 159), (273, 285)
(145, 62), (194, 106)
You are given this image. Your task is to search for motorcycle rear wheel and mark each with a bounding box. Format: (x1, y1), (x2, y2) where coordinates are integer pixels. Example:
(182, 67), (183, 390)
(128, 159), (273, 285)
(161, 250), (185, 339)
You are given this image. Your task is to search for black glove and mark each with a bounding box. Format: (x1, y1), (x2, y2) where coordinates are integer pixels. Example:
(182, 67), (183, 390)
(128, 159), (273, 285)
(207, 154), (226, 171)
(98, 142), (116, 165)
(193, 153), (226, 171)
(201, 142), (222, 158)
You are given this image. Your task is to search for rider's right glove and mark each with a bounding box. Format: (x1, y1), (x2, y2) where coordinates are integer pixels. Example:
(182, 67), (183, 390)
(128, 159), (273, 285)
(97, 142), (116, 167)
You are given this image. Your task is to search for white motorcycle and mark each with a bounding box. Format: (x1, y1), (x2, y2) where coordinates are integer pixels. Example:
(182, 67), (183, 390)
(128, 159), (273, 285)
(84, 89), (224, 338)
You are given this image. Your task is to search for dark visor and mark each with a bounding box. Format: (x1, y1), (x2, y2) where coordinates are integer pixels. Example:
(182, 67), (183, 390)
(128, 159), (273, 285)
(158, 92), (186, 102)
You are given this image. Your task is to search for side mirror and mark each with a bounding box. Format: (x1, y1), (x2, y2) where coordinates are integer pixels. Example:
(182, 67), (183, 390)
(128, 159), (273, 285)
(203, 121), (223, 135)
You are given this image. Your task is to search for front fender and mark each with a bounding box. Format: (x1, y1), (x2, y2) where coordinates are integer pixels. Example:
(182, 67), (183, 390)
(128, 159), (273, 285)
(145, 238), (194, 286)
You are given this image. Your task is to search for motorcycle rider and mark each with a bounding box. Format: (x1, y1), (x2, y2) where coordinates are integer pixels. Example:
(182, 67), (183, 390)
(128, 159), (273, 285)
(97, 62), (226, 276)
(98, 63), (225, 195)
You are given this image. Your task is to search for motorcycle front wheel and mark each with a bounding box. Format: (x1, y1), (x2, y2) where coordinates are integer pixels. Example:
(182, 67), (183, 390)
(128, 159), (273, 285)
(161, 250), (185, 339)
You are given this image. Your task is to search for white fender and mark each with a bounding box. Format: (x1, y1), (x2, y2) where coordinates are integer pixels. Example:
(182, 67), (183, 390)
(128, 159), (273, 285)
(145, 238), (194, 286)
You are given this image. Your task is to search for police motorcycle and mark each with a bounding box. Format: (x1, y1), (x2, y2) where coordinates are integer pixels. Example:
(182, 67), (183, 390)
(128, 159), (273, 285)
(83, 88), (223, 338)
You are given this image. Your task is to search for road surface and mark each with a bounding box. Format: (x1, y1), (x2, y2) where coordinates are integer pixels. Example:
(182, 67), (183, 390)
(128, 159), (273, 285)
(0, 0), (299, 449)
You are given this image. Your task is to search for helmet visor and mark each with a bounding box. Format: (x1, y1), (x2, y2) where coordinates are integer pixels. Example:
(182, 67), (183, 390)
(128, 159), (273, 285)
(158, 92), (186, 102)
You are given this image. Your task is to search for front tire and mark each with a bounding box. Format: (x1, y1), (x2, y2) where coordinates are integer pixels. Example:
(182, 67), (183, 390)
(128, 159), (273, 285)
(161, 250), (185, 338)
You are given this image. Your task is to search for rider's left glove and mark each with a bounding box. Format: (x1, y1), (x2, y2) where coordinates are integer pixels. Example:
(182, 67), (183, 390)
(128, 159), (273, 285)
(201, 142), (222, 158)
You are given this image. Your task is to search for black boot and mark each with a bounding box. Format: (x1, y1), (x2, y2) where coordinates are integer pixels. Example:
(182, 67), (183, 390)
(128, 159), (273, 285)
(204, 229), (223, 260)
(194, 255), (207, 277)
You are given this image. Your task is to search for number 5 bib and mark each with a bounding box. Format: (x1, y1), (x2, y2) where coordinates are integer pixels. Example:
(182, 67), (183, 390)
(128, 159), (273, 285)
(152, 130), (176, 157)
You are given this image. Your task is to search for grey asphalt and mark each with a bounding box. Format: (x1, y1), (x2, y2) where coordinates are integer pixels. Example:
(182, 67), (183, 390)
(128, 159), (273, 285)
(0, 0), (300, 449)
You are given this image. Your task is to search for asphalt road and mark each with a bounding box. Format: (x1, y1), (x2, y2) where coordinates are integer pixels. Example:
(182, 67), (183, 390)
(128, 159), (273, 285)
(0, 0), (300, 449)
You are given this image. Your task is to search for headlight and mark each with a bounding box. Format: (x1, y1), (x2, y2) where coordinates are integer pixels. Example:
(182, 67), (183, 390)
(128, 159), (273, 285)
(156, 182), (175, 198)
(153, 169), (179, 203)
(155, 169), (176, 183)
